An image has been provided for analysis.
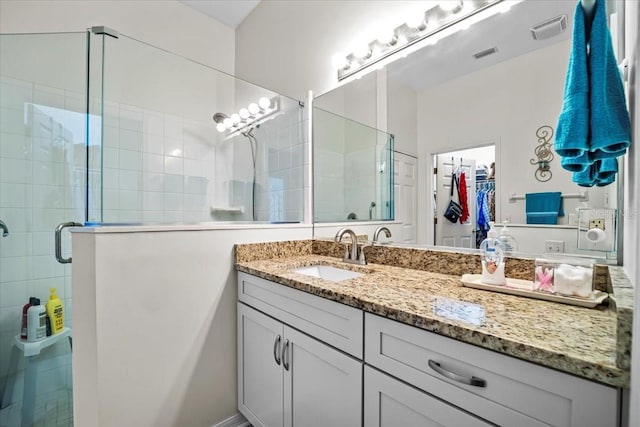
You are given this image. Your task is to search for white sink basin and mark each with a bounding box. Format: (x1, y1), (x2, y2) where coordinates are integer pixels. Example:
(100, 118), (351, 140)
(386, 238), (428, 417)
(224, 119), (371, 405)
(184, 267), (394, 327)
(292, 265), (363, 282)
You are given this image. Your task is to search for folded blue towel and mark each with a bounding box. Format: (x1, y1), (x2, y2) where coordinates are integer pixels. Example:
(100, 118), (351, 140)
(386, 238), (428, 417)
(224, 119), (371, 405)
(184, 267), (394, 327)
(555, 3), (589, 167)
(525, 192), (564, 225)
(588, 0), (631, 158)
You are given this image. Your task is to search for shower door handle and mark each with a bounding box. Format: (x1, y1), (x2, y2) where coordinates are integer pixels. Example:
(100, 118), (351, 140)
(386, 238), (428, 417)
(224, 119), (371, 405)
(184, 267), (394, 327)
(0, 219), (8, 237)
(55, 222), (83, 264)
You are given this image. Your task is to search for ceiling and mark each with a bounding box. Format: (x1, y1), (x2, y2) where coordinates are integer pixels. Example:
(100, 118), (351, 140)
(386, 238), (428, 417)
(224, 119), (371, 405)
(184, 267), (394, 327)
(387, 1), (576, 91)
(180, 0), (261, 28)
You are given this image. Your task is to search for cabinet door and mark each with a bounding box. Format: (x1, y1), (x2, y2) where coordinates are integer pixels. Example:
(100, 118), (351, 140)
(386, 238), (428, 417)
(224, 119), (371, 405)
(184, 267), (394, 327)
(284, 326), (362, 427)
(364, 366), (492, 427)
(238, 303), (284, 427)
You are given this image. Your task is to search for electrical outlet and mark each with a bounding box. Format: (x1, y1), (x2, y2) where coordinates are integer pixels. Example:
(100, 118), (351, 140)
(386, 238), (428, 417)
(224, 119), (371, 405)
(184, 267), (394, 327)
(589, 218), (605, 230)
(545, 240), (565, 253)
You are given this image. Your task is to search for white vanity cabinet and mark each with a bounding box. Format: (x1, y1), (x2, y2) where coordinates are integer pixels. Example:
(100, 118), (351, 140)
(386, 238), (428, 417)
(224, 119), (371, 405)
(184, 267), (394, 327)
(237, 272), (363, 427)
(364, 366), (493, 426)
(365, 312), (620, 427)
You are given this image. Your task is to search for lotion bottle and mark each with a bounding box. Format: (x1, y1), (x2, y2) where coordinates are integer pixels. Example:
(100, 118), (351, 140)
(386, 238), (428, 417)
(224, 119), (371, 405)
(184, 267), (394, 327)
(21, 297), (36, 340)
(27, 298), (46, 342)
(479, 222), (506, 285)
(46, 288), (65, 335)
(497, 220), (518, 253)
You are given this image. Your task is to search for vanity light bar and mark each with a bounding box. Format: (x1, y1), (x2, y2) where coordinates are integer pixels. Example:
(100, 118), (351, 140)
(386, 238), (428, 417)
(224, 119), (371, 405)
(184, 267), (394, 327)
(217, 96), (281, 137)
(335, 0), (506, 81)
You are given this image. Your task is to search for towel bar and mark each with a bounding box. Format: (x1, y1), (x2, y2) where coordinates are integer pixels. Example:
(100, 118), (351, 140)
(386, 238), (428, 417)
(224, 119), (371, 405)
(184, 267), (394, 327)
(508, 190), (589, 203)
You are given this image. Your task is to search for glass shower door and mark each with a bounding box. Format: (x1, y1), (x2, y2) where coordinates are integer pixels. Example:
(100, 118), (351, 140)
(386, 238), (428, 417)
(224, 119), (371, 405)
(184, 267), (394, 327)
(0, 32), (87, 427)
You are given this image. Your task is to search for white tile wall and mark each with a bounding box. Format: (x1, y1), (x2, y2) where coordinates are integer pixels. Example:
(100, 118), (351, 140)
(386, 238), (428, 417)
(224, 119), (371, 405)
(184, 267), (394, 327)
(0, 76), (76, 406)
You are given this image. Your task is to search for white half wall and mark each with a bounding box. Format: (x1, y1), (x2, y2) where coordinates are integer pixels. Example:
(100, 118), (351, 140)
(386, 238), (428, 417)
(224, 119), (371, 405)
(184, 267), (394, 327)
(71, 225), (312, 427)
(0, 0), (235, 75)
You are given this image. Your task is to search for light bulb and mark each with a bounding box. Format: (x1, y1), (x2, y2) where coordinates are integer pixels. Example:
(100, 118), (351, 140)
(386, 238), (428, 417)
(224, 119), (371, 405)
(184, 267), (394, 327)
(216, 123), (226, 132)
(239, 108), (250, 119)
(223, 118), (233, 128)
(258, 97), (271, 109)
(377, 28), (397, 45)
(406, 13), (426, 30)
(231, 113), (241, 124)
(353, 43), (372, 59)
(248, 103), (260, 115)
(331, 53), (348, 69)
(439, 1), (462, 12)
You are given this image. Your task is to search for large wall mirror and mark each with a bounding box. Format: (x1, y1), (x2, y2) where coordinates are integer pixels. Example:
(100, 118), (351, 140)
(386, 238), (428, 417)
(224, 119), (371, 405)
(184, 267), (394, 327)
(314, 0), (625, 262)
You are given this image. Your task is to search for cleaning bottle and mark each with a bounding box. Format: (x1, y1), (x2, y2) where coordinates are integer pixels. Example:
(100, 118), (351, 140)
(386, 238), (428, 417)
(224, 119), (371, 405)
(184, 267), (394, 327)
(479, 222), (506, 285)
(27, 298), (46, 342)
(20, 297), (36, 340)
(46, 288), (65, 335)
(497, 220), (518, 253)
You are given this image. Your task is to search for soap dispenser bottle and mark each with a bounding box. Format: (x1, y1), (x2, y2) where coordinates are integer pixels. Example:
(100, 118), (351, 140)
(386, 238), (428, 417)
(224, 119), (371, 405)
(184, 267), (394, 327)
(480, 222), (506, 285)
(497, 220), (518, 254)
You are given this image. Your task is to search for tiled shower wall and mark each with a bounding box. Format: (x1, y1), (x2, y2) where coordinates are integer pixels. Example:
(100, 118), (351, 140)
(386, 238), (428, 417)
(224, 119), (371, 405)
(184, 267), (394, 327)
(0, 76), (77, 399)
(99, 99), (305, 224)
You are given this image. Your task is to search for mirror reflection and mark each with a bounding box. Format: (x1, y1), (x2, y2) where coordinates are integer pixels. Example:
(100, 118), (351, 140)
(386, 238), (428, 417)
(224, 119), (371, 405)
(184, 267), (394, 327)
(314, 0), (624, 260)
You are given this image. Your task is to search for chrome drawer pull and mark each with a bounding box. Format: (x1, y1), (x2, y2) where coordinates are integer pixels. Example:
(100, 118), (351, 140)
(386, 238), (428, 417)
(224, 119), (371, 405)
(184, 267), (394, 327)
(282, 339), (290, 371)
(273, 335), (282, 365)
(428, 359), (486, 388)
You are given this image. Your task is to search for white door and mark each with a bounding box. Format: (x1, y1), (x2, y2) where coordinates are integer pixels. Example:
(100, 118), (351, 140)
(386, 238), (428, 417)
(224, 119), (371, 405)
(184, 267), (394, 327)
(394, 153), (418, 243)
(284, 326), (362, 427)
(364, 367), (492, 427)
(237, 303), (284, 427)
(435, 156), (476, 248)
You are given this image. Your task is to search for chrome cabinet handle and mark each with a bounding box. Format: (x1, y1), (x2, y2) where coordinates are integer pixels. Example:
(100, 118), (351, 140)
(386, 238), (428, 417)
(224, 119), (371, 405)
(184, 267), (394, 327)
(282, 339), (290, 371)
(428, 359), (486, 388)
(0, 219), (8, 237)
(273, 335), (282, 365)
(55, 222), (83, 264)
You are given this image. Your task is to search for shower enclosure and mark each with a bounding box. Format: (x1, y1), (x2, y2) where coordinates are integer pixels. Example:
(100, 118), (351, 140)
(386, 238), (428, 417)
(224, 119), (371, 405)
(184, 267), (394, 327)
(0, 28), (305, 427)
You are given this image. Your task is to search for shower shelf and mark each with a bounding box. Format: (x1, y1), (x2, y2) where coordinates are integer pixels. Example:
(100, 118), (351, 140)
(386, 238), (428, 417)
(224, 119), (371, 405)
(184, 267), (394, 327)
(210, 206), (245, 215)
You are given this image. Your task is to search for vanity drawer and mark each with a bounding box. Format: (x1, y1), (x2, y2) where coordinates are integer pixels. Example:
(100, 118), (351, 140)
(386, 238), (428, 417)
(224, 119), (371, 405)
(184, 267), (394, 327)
(365, 313), (618, 427)
(238, 272), (363, 358)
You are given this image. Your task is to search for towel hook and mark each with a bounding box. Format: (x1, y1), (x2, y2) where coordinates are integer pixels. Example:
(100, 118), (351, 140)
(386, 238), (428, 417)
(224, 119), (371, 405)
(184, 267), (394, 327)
(530, 125), (554, 182)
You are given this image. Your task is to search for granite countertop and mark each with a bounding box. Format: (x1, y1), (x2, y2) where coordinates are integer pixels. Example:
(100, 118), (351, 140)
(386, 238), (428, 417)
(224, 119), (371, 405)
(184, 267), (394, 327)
(236, 244), (630, 388)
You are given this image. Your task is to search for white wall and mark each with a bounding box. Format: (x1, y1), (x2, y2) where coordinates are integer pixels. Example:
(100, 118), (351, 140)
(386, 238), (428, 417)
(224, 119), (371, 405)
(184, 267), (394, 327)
(235, 1), (427, 101)
(387, 76), (418, 157)
(416, 40), (610, 249)
(0, 0), (235, 75)
(72, 225), (313, 427)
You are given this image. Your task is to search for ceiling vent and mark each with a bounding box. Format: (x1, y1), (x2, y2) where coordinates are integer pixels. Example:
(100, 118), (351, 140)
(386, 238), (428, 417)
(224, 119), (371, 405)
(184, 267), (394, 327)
(530, 15), (567, 41)
(473, 47), (499, 60)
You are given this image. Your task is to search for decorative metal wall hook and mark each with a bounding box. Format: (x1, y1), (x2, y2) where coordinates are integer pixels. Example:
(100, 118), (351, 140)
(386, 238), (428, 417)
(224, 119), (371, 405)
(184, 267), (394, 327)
(530, 125), (554, 182)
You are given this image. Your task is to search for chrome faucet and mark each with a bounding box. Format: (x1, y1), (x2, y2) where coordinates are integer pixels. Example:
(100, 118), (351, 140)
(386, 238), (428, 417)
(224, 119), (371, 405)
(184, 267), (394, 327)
(335, 228), (365, 265)
(0, 220), (8, 237)
(373, 226), (392, 244)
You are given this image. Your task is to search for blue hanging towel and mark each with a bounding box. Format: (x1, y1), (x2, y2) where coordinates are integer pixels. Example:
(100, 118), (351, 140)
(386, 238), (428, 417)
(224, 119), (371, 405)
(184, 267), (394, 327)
(525, 192), (564, 225)
(555, 2), (590, 172)
(588, 0), (631, 160)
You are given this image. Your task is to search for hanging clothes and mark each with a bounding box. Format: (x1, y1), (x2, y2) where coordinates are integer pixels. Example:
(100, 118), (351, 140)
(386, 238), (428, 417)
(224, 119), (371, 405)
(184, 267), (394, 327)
(458, 171), (469, 224)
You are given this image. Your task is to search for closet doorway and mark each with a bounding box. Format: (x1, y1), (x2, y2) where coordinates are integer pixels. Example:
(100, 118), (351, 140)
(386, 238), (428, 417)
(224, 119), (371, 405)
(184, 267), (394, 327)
(433, 145), (495, 249)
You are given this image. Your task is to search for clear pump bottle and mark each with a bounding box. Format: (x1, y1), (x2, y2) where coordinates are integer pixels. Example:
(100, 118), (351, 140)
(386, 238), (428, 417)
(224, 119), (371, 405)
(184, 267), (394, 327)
(479, 222), (506, 285)
(497, 220), (518, 254)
